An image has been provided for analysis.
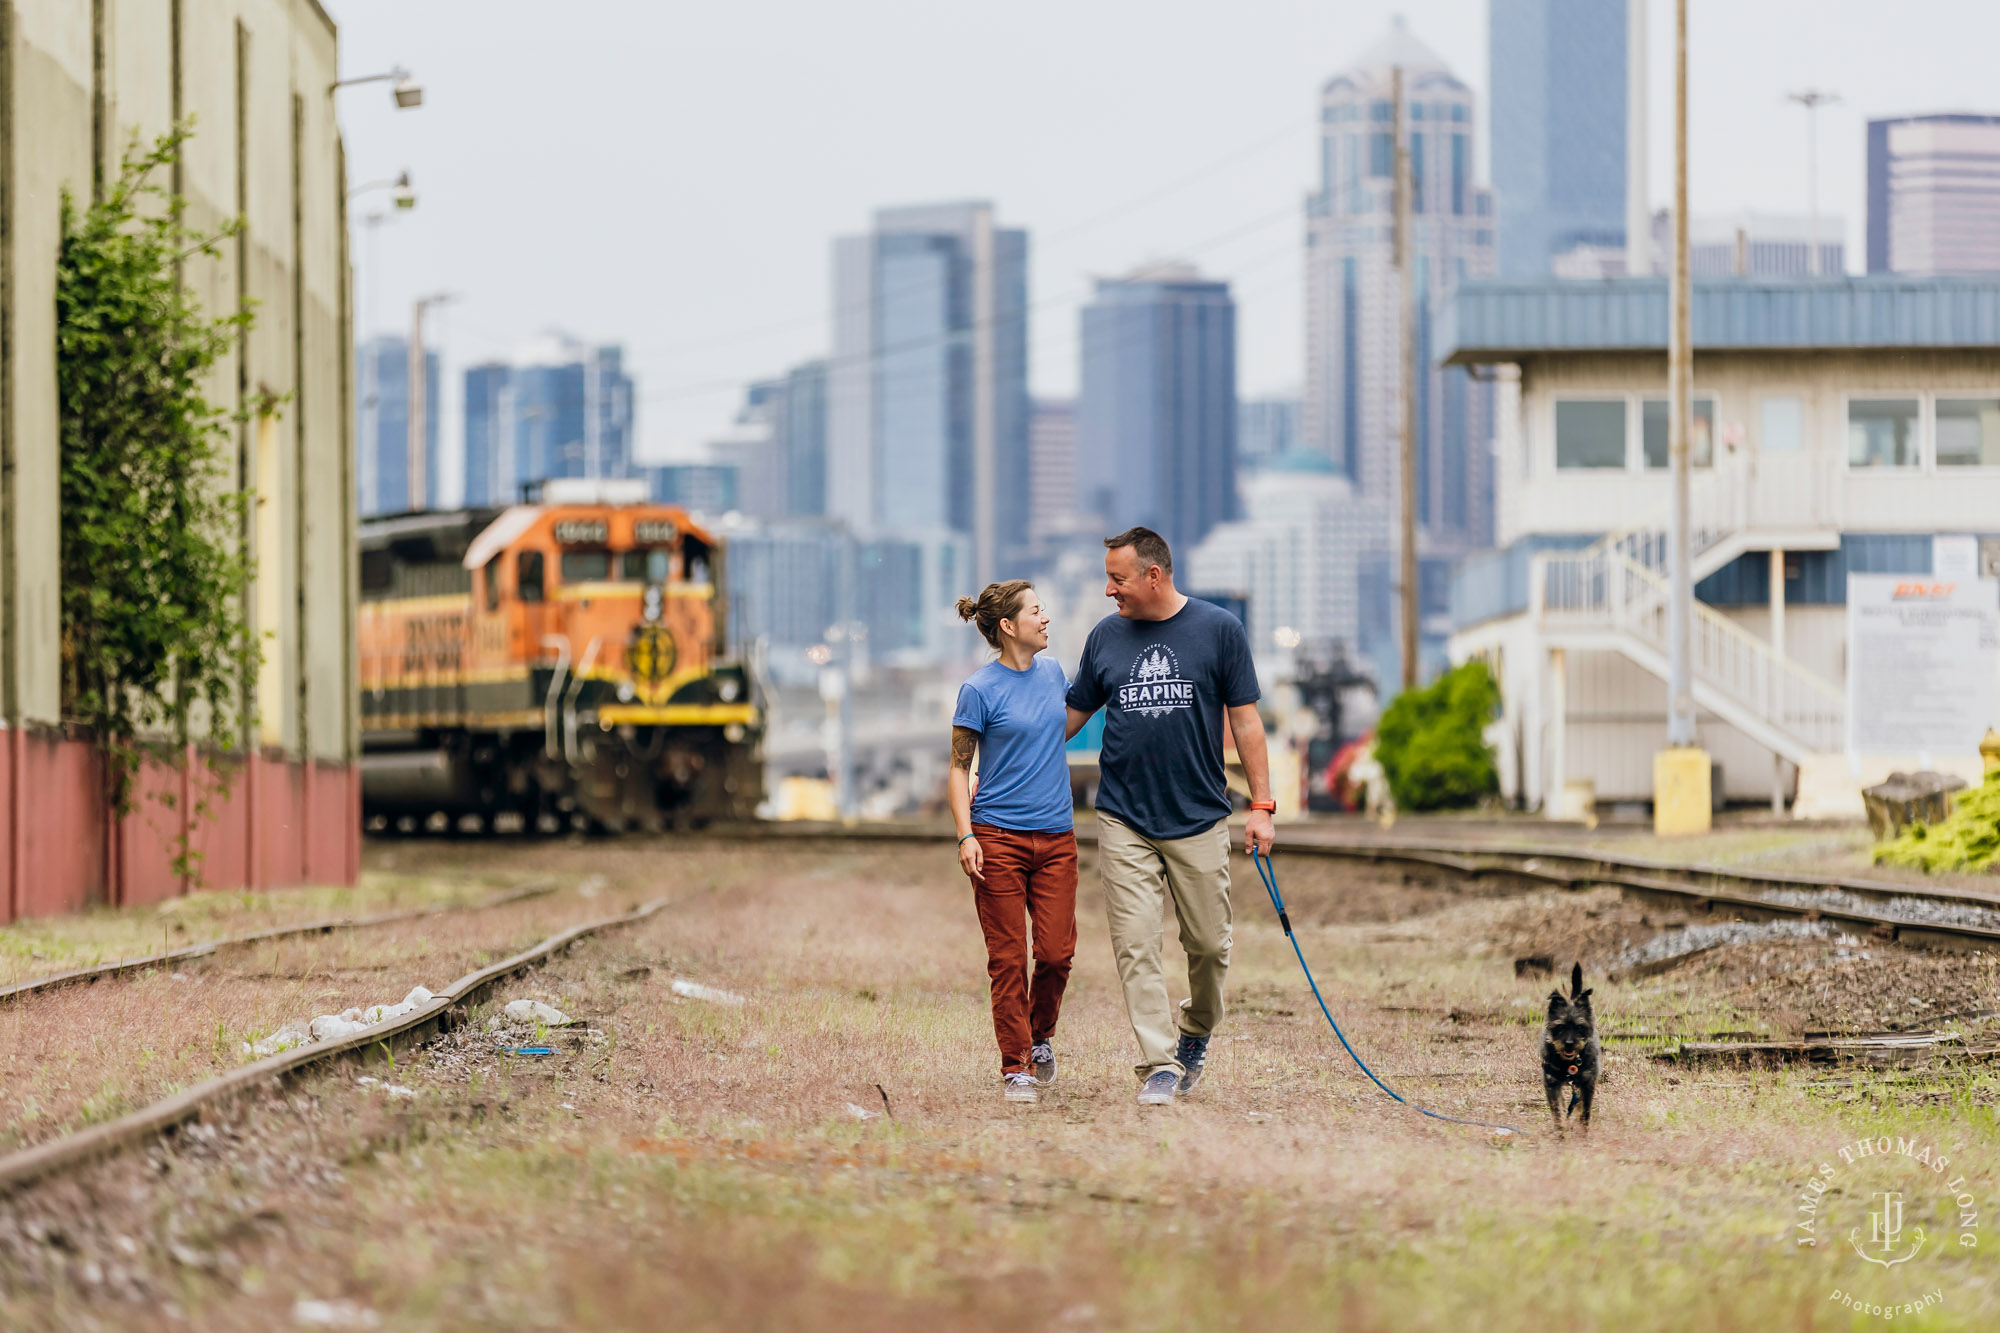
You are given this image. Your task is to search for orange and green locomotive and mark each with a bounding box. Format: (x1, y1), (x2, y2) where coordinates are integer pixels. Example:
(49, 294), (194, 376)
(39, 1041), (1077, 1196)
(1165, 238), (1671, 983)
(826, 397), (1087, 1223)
(358, 492), (763, 832)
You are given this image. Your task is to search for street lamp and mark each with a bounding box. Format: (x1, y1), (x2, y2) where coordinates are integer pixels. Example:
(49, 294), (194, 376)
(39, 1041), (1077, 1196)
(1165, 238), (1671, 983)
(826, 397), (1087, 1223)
(1785, 88), (1841, 277)
(330, 65), (424, 109)
(349, 170), (416, 210)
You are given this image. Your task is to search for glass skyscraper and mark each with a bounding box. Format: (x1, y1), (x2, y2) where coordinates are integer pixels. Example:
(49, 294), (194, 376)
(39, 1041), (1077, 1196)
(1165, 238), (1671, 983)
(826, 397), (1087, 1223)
(355, 334), (438, 516)
(458, 333), (634, 506)
(1077, 265), (1239, 553)
(1868, 114), (2000, 275)
(828, 202), (1029, 582)
(1302, 18), (1496, 687)
(463, 361), (511, 508)
(1489, 0), (1628, 277)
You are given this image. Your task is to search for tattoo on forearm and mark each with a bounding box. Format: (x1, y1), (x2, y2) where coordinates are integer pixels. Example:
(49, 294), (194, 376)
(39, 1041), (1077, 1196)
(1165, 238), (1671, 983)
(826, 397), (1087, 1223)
(950, 726), (978, 771)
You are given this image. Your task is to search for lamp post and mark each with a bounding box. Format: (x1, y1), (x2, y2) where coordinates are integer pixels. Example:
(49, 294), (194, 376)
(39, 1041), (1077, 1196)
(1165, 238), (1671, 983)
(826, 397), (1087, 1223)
(348, 170), (416, 212)
(329, 66), (424, 108)
(1785, 88), (1840, 276)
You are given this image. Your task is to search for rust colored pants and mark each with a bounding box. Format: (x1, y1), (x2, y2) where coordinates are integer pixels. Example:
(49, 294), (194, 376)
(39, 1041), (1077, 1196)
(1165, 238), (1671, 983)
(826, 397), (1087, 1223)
(970, 825), (1079, 1075)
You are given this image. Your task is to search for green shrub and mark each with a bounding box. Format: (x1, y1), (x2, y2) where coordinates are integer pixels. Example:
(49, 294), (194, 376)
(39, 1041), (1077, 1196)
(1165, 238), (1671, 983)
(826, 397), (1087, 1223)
(1875, 771), (2000, 873)
(1374, 661), (1500, 812)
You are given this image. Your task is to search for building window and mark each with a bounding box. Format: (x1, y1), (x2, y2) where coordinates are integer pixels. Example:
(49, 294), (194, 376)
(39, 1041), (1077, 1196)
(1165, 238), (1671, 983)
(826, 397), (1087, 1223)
(1847, 398), (1920, 467)
(1555, 400), (1627, 469)
(1759, 396), (1804, 453)
(517, 550), (545, 603)
(1370, 131), (1392, 178)
(1641, 397), (1716, 468)
(1935, 397), (2000, 467)
(1370, 99), (1391, 122)
(484, 555), (502, 611)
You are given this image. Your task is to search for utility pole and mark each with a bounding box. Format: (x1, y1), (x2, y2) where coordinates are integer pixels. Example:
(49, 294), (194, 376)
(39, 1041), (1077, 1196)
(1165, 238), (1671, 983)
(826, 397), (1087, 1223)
(1785, 88), (1840, 276)
(1626, 0), (1649, 276)
(406, 292), (451, 511)
(1393, 65), (1419, 691)
(1656, 0), (1708, 834)
(1667, 0), (1692, 748)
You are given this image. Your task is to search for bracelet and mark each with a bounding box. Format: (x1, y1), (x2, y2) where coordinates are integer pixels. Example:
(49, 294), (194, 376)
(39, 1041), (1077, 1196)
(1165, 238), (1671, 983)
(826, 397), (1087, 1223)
(957, 832), (977, 846)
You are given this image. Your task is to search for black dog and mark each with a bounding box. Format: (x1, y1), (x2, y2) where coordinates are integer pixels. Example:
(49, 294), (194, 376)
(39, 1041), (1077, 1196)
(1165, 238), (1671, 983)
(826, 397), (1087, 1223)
(1541, 963), (1600, 1131)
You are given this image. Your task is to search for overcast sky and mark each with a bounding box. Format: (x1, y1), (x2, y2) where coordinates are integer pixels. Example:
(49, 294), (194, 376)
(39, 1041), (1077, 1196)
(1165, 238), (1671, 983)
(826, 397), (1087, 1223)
(326, 0), (2000, 490)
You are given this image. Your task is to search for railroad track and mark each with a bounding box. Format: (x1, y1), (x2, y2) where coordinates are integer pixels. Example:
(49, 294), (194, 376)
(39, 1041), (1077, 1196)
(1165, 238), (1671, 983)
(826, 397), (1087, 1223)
(0, 880), (558, 1007)
(0, 898), (666, 1198)
(748, 820), (2000, 953)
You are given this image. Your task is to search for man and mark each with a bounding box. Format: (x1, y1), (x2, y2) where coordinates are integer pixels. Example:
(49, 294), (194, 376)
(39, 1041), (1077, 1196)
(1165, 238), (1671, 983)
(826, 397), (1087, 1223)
(1064, 526), (1276, 1106)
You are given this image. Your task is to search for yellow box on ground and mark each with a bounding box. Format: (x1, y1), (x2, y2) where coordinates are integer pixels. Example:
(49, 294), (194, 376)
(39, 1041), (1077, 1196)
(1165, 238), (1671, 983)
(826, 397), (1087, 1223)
(1653, 747), (1712, 836)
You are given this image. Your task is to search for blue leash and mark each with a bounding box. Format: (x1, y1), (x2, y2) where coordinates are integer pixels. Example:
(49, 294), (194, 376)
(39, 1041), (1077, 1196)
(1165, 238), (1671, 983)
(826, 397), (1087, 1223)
(1249, 848), (1526, 1137)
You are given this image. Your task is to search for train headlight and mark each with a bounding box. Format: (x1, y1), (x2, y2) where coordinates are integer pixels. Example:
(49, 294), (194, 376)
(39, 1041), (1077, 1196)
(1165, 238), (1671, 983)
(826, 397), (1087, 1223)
(617, 682), (636, 703)
(724, 723), (746, 743)
(718, 677), (741, 702)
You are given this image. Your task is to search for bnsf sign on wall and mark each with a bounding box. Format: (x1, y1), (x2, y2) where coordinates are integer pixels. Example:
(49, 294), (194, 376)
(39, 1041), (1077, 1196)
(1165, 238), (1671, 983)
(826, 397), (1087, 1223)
(553, 519), (609, 544)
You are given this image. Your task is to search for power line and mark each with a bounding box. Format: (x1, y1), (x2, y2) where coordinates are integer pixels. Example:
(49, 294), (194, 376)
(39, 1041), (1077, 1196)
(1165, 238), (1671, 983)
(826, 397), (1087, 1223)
(622, 118), (1313, 364)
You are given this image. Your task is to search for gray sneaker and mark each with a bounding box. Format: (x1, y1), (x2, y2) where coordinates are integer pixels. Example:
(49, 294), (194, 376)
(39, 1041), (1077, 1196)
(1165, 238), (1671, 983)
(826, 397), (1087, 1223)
(1003, 1072), (1039, 1104)
(1137, 1069), (1178, 1106)
(1175, 1033), (1210, 1094)
(1031, 1042), (1057, 1086)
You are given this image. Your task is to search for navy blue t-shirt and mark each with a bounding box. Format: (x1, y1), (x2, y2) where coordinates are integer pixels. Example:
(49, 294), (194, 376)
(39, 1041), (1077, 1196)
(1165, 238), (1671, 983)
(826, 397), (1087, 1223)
(953, 655), (1075, 834)
(1065, 598), (1261, 840)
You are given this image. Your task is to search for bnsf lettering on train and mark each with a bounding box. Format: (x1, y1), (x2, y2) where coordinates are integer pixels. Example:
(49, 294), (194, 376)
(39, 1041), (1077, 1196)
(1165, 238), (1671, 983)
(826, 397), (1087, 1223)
(402, 613), (465, 673)
(553, 519), (610, 544)
(633, 520), (678, 544)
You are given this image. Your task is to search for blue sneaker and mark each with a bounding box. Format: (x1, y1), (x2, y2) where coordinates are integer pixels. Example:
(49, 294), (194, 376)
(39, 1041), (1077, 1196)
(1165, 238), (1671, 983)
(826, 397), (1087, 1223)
(1137, 1069), (1178, 1106)
(1175, 1033), (1210, 1094)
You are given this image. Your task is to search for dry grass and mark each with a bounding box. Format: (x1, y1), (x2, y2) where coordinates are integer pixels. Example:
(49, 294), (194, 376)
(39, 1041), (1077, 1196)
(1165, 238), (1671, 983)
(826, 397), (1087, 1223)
(0, 834), (1997, 1330)
(0, 868), (541, 983)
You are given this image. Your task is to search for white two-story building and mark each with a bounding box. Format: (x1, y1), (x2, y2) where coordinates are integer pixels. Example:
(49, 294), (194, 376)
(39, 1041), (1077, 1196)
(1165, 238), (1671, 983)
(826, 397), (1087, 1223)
(1442, 276), (2000, 816)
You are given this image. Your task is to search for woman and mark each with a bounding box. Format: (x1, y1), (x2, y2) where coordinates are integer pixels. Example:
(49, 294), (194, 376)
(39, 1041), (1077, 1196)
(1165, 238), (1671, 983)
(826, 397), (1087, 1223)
(950, 581), (1077, 1105)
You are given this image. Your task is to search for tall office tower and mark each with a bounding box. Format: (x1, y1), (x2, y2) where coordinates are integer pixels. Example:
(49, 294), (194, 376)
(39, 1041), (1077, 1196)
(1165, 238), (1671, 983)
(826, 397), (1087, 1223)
(506, 331), (636, 491)
(1868, 114), (2000, 274)
(1186, 452), (1386, 662)
(828, 201), (1030, 582)
(355, 334), (438, 516)
(708, 380), (785, 520)
(463, 361), (513, 508)
(1490, 0), (1628, 276)
(778, 359), (829, 518)
(1078, 265), (1238, 553)
(1237, 395), (1301, 470)
(1027, 398), (1080, 550)
(1303, 19), (1495, 551)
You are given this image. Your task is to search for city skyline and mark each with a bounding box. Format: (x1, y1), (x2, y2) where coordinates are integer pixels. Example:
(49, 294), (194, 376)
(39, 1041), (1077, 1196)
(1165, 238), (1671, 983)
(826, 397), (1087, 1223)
(326, 0), (2000, 465)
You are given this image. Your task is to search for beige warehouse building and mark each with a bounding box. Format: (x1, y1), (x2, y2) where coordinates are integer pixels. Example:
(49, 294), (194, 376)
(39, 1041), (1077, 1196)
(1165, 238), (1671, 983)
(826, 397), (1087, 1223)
(1, 0), (356, 916)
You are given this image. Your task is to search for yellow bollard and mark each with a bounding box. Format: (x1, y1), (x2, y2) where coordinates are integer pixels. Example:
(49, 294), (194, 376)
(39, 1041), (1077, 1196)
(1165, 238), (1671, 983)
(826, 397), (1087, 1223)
(1653, 747), (1713, 836)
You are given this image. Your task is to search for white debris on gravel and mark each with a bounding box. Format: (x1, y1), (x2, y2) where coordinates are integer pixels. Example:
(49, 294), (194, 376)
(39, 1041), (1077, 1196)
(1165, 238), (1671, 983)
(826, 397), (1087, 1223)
(844, 1102), (882, 1122)
(242, 987), (437, 1058)
(293, 1297), (381, 1328)
(671, 979), (745, 1006)
(1754, 886), (2000, 932)
(501, 999), (572, 1026)
(1611, 918), (1836, 972)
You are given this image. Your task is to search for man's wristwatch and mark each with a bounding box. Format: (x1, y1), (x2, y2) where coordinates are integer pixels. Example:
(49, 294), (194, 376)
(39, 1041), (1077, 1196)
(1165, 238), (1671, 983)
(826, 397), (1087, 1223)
(1249, 800), (1277, 814)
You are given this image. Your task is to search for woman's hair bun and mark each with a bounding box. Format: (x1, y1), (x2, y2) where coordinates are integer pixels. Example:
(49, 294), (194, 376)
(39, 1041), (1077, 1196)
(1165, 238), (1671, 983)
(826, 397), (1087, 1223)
(954, 595), (979, 621)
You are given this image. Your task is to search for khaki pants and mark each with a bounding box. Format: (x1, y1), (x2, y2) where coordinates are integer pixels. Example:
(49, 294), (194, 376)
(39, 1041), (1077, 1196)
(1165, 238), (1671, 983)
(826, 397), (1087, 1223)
(1097, 813), (1233, 1080)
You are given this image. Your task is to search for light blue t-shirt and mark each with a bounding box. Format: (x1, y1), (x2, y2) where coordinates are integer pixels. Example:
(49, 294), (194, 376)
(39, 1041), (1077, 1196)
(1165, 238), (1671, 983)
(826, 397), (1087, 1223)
(952, 655), (1074, 834)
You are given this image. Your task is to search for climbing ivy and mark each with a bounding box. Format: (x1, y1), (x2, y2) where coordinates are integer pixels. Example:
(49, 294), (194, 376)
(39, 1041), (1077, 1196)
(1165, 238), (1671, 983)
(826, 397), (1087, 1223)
(55, 124), (261, 858)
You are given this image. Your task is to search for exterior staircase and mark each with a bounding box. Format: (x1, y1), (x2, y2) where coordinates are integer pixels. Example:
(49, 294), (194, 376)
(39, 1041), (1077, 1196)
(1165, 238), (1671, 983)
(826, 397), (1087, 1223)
(1530, 468), (1844, 763)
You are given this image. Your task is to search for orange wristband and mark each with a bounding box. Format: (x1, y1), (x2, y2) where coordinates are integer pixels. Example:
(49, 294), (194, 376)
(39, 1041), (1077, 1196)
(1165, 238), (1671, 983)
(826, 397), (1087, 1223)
(1249, 800), (1277, 813)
